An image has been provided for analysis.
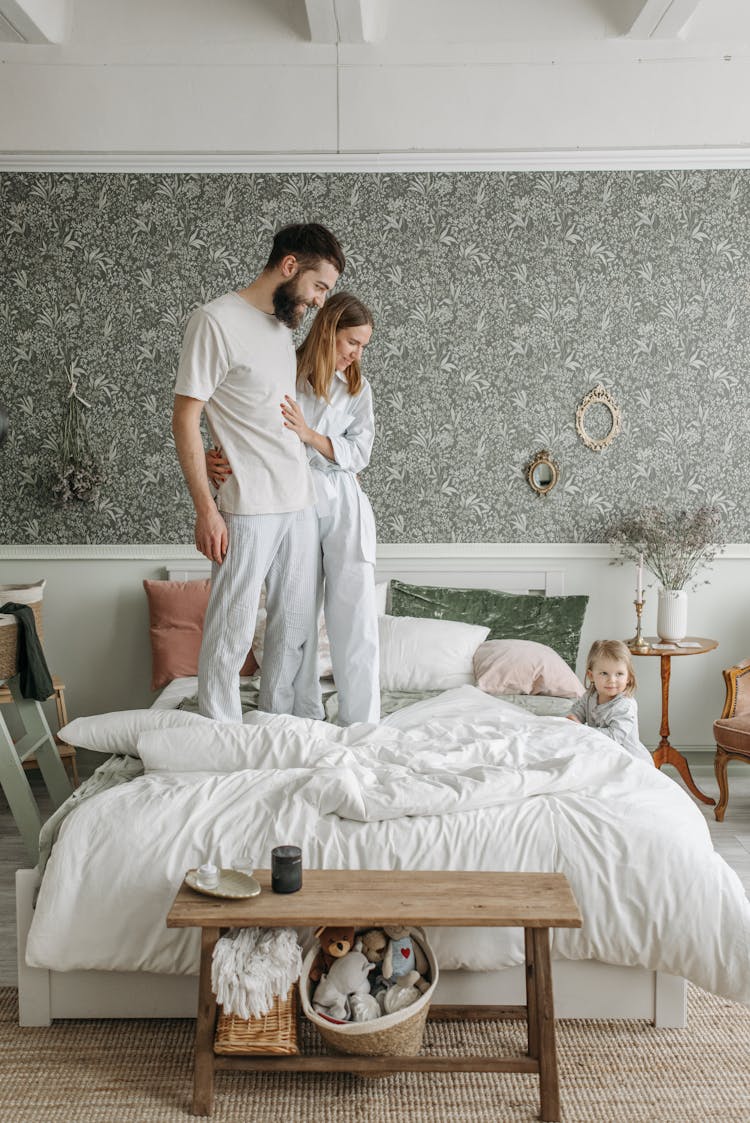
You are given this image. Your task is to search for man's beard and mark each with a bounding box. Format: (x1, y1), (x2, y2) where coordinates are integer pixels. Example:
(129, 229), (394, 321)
(272, 277), (311, 329)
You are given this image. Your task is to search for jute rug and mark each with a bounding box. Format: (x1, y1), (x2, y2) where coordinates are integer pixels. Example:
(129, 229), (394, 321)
(1, 985), (749, 1122)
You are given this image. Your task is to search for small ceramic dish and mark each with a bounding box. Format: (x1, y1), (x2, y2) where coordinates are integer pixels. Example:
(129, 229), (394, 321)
(185, 869), (262, 900)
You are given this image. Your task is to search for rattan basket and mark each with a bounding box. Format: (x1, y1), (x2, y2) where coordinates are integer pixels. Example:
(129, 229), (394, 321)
(0, 602), (44, 682)
(300, 927), (438, 1057)
(214, 986), (299, 1055)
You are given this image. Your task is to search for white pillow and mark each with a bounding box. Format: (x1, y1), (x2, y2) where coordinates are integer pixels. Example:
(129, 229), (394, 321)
(378, 614), (490, 692)
(58, 708), (215, 757)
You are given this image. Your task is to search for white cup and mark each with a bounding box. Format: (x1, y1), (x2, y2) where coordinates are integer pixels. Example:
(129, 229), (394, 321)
(232, 854), (256, 878)
(196, 861), (219, 889)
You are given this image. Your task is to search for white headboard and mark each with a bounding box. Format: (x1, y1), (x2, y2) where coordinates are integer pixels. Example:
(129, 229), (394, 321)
(165, 560), (564, 597)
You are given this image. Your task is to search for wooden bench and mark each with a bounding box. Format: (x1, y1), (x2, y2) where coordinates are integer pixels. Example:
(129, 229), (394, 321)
(167, 868), (582, 1121)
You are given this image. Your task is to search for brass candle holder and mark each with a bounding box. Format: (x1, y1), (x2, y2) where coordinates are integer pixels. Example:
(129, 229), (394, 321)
(628, 599), (649, 653)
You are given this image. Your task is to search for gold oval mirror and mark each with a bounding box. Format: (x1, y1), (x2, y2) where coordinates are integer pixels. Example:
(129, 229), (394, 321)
(526, 450), (559, 497)
(575, 383), (621, 452)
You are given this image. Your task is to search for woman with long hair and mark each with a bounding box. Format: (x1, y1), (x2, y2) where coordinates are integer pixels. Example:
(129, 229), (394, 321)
(209, 291), (379, 724)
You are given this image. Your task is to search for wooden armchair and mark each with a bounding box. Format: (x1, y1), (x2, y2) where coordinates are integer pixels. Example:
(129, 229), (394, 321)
(713, 658), (750, 822)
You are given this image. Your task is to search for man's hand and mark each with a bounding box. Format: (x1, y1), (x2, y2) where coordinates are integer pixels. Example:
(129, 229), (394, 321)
(195, 505), (228, 564)
(173, 396), (230, 563)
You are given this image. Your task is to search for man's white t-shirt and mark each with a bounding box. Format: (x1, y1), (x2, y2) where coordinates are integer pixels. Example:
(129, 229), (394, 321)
(175, 291), (315, 515)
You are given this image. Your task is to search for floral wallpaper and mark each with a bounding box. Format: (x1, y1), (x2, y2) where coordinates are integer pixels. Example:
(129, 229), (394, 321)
(1, 170), (748, 545)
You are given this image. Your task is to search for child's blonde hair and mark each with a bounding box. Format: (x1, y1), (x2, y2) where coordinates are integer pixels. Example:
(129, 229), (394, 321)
(584, 639), (637, 696)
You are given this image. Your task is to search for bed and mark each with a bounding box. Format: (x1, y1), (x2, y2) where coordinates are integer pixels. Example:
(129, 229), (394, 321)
(15, 568), (750, 1029)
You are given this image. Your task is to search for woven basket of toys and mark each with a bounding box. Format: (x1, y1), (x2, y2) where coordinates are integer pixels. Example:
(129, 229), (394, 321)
(299, 924), (439, 1057)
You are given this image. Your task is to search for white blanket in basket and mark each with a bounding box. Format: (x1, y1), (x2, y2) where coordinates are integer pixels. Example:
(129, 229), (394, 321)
(26, 687), (750, 1004)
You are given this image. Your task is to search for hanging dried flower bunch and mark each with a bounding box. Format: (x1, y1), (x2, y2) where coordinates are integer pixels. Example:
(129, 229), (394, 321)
(51, 361), (103, 505)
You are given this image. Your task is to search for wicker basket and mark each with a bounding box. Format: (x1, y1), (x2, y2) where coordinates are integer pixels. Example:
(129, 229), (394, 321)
(0, 602), (44, 682)
(300, 927), (438, 1057)
(214, 986), (299, 1055)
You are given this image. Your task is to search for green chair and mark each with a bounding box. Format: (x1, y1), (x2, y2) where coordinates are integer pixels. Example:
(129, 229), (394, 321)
(0, 672), (72, 865)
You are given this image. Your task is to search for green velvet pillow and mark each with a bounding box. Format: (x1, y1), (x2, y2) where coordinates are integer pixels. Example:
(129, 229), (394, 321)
(388, 580), (589, 672)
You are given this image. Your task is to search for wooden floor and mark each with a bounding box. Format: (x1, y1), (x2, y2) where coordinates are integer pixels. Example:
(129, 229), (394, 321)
(1, 758), (749, 988)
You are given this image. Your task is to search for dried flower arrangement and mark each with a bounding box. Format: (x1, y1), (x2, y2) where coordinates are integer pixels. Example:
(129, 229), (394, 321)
(51, 362), (102, 505)
(608, 505), (723, 592)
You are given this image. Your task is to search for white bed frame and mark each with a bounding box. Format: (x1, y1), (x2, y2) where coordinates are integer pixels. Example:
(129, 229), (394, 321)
(15, 564), (688, 1028)
(16, 866), (686, 1026)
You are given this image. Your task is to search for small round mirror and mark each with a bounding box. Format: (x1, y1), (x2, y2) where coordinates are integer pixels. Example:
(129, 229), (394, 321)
(526, 450), (559, 497)
(575, 383), (621, 452)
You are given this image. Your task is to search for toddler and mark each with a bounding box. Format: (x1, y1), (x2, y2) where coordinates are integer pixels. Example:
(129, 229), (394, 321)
(567, 639), (652, 763)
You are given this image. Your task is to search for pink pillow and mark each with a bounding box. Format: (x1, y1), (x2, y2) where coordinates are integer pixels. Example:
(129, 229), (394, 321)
(143, 580), (258, 691)
(473, 639), (585, 699)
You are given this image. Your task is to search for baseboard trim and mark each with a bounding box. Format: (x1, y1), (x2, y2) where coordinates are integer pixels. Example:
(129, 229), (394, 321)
(662, 749), (715, 763)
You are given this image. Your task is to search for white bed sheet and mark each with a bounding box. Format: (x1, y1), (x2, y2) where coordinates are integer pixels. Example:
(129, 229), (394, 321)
(25, 686), (750, 1004)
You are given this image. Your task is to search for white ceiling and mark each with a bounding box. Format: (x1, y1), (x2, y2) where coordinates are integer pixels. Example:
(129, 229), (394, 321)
(1, 0), (749, 48)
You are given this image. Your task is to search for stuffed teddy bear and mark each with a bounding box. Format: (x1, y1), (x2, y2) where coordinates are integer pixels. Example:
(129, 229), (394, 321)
(311, 949), (375, 1022)
(359, 927), (388, 967)
(381, 926), (430, 995)
(309, 925), (356, 982)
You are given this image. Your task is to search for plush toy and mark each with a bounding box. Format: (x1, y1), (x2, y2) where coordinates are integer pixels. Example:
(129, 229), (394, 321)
(359, 927), (388, 966)
(381, 982), (421, 1015)
(309, 925), (356, 982)
(349, 992), (381, 1023)
(381, 926), (430, 995)
(311, 949), (375, 1022)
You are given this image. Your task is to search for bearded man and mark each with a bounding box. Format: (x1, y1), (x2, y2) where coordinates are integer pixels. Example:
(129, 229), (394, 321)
(173, 223), (345, 722)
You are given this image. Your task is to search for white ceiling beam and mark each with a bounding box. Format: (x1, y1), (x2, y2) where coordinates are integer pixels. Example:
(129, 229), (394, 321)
(624, 0), (702, 40)
(0, 0), (71, 43)
(303, 0), (387, 43)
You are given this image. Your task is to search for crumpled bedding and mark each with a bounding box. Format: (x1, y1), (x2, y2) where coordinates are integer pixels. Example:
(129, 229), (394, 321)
(169, 675), (574, 723)
(26, 686), (750, 1005)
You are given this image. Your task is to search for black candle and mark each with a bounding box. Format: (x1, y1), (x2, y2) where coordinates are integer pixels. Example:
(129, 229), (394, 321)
(271, 845), (302, 893)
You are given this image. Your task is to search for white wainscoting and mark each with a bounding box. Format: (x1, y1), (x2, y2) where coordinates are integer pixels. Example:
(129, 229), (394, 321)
(1, 545), (744, 758)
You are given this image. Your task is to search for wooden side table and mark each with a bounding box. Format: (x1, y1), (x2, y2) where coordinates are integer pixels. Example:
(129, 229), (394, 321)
(631, 637), (717, 805)
(167, 868), (582, 1122)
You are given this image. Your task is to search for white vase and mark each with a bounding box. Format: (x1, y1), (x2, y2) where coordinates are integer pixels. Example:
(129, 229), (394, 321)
(656, 588), (688, 642)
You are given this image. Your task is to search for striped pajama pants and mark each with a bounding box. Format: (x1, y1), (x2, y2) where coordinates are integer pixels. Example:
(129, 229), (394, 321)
(197, 507), (322, 723)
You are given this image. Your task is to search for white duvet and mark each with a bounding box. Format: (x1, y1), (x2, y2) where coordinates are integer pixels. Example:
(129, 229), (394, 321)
(26, 687), (750, 1003)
